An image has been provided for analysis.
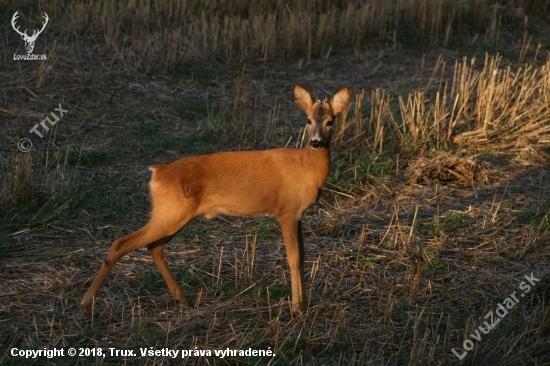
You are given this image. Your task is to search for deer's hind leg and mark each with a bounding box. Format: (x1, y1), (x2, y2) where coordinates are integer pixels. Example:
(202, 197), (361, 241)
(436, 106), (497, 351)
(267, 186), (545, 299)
(147, 240), (186, 304)
(81, 211), (195, 309)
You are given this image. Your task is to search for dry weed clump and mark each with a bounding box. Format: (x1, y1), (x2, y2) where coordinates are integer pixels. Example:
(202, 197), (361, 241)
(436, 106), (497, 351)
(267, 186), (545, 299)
(515, 144), (550, 167)
(406, 154), (479, 186)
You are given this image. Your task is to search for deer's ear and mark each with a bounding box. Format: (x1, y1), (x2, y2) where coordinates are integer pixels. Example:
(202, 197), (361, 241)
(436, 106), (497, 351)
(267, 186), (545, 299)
(294, 85), (314, 112)
(330, 88), (350, 115)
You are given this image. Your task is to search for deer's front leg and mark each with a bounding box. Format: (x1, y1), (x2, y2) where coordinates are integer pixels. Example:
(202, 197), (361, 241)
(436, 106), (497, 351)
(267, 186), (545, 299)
(279, 215), (306, 313)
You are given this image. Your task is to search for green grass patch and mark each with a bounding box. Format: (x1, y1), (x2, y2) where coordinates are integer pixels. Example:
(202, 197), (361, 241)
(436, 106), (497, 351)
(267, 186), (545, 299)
(421, 259), (448, 275)
(72, 185), (147, 215)
(0, 237), (22, 262)
(69, 254), (96, 268)
(514, 209), (550, 230)
(253, 284), (291, 301)
(179, 99), (210, 117)
(67, 148), (113, 168)
(251, 216), (280, 237)
(122, 119), (222, 156)
(328, 151), (395, 192)
(430, 212), (469, 236)
(139, 269), (166, 291)
(174, 63), (229, 81)
(0, 182), (148, 234)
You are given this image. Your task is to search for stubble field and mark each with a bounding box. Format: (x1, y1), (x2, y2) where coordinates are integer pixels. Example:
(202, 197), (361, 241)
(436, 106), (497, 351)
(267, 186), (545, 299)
(1, 1), (550, 365)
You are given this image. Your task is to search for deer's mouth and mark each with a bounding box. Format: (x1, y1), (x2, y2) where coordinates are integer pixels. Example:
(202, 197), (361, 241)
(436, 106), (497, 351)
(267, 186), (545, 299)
(310, 139), (324, 149)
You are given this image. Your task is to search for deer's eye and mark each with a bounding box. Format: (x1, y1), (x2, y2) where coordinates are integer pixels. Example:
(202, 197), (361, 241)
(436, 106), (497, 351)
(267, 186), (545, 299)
(327, 120), (333, 126)
(307, 119), (312, 124)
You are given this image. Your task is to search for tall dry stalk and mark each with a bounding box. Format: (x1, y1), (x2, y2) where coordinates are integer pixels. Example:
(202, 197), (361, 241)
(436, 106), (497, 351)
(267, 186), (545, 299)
(1, 152), (34, 206)
(9, 0), (548, 67)
(329, 52), (550, 155)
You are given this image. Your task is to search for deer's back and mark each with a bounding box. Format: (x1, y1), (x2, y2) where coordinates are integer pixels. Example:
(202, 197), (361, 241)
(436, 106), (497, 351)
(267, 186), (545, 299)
(149, 148), (329, 218)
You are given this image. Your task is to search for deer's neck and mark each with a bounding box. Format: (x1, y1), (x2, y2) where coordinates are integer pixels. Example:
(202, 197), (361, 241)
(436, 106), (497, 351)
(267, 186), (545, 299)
(305, 143), (331, 188)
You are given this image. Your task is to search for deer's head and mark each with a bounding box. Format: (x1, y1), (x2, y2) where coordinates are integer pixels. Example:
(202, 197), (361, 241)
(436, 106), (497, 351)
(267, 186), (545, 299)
(294, 85), (350, 149)
(12, 11), (49, 54)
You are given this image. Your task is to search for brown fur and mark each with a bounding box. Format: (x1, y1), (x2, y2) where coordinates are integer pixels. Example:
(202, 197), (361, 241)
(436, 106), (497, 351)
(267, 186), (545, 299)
(81, 85), (350, 313)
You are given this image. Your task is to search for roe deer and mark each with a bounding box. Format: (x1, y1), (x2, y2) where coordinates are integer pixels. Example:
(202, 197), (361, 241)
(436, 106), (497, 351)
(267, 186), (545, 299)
(81, 84), (350, 313)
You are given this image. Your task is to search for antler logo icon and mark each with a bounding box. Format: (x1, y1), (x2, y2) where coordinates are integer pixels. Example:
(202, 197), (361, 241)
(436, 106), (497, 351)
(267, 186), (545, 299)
(11, 11), (49, 54)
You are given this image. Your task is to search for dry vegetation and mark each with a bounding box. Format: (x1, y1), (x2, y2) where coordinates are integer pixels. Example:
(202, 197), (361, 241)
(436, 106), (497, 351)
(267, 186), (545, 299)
(1, 0), (550, 365)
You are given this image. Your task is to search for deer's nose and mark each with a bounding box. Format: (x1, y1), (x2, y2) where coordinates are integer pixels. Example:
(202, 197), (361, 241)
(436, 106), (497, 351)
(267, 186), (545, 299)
(310, 139), (323, 149)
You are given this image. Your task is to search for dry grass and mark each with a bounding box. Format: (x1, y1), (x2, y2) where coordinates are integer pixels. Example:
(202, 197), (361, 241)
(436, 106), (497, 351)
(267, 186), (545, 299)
(311, 50), (550, 156)
(2, 0), (550, 365)
(2, 0), (549, 68)
(1, 152), (34, 206)
(406, 154), (480, 186)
